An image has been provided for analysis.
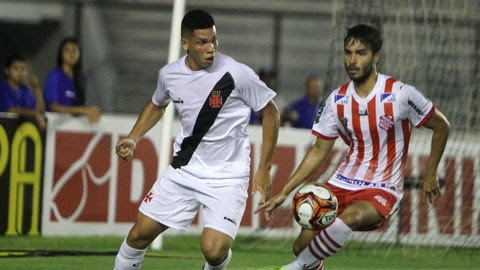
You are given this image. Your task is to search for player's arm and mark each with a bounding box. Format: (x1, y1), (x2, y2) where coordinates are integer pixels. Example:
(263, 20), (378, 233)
(421, 108), (450, 204)
(255, 137), (335, 220)
(49, 103), (101, 123)
(116, 101), (167, 161)
(252, 99), (280, 203)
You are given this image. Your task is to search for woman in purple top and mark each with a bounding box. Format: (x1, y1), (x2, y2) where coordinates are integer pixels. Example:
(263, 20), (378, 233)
(44, 37), (100, 122)
(0, 54), (46, 129)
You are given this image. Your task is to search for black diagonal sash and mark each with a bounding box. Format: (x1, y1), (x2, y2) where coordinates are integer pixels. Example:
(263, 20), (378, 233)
(171, 72), (235, 169)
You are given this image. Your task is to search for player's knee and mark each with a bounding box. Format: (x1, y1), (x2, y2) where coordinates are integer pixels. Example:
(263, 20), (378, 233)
(126, 227), (152, 249)
(339, 213), (362, 230)
(202, 244), (229, 265)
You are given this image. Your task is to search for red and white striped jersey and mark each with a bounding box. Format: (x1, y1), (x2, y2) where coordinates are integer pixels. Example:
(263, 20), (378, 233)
(312, 74), (435, 198)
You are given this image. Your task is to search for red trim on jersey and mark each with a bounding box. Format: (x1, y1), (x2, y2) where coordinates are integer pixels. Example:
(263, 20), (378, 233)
(337, 83), (351, 174)
(349, 98), (364, 178)
(312, 130), (337, 140)
(399, 119), (411, 179)
(365, 97), (380, 180)
(416, 105), (436, 127)
(383, 77), (397, 183)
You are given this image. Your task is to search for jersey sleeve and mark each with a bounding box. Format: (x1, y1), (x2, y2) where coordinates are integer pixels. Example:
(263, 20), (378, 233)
(151, 69), (171, 107)
(311, 93), (338, 139)
(398, 84), (435, 127)
(235, 64), (276, 112)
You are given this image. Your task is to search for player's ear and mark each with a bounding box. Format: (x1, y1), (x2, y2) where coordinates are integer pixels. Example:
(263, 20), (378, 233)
(181, 37), (188, 51)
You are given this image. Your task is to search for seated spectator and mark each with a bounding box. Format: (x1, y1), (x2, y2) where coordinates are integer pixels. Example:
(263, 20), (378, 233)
(44, 37), (100, 122)
(284, 75), (324, 129)
(0, 54), (46, 129)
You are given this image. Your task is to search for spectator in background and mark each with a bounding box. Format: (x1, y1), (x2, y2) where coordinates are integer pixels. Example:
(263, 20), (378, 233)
(44, 37), (100, 122)
(250, 68), (287, 125)
(0, 54), (46, 129)
(284, 75), (324, 129)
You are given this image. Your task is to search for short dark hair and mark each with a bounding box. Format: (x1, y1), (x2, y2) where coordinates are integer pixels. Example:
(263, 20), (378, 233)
(4, 54), (26, 78)
(5, 53), (26, 69)
(344, 24), (382, 53)
(181, 9), (215, 37)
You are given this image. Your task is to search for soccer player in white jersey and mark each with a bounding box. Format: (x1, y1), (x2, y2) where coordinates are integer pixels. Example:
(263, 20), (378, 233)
(114, 9), (279, 270)
(256, 24), (450, 270)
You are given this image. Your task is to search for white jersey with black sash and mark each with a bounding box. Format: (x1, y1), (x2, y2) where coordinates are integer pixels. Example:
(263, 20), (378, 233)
(152, 53), (276, 181)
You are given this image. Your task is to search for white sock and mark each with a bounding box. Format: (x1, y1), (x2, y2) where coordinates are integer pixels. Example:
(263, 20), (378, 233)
(296, 218), (352, 268)
(203, 249), (232, 270)
(114, 239), (147, 270)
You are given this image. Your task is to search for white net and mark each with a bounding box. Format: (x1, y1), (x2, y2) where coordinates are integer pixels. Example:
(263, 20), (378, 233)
(246, 0), (480, 255)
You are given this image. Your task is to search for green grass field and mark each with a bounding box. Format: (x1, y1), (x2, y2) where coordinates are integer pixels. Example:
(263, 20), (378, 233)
(0, 235), (478, 269)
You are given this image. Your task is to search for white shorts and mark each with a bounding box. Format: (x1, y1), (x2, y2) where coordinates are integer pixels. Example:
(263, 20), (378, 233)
(139, 166), (249, 239)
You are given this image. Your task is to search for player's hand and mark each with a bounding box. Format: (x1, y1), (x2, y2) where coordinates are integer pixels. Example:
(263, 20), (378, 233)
(251, 167), (272, 204)
(116, 137), (137, 161)
(422, 174), (441, 204)
(254, 192), (287, 221)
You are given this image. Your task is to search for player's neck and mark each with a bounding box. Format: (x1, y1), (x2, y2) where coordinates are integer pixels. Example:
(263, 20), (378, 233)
(353, 72), (377, 98)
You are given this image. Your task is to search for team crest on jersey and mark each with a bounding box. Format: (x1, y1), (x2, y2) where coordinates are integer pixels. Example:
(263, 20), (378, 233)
(379, 115), (394, 130)
(209, 90), (223, 108)
(334, 94), (349, 104)
(381, 93), (395, 103)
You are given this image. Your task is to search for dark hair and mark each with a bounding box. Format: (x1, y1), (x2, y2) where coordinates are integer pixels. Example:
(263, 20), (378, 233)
(344, 24), (382, 53)
(56, 37), (85, 106)
(181, 9), (215, 37)
(4, 54), (26, 78)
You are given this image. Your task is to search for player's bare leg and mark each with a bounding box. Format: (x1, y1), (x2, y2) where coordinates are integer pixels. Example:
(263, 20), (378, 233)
(201, 227), (233, 270)
(293, 229), (314, 256)
(285, 200), (382, 270)
(114, 211), (169, 270)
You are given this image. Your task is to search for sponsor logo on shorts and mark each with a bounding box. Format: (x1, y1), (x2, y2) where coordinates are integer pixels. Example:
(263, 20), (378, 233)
(336, 174), (388, 188)
(374, 195), (387, 207)
(143, 191), (153, 203)
(223, 216), (237, 225)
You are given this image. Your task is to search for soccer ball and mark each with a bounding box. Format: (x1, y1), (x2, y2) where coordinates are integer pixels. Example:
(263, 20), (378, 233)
(292, 183), (338, 230)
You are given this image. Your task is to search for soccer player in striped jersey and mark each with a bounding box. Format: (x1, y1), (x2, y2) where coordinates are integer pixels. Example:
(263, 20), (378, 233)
(256, 24), (450, 270)
(114, 9), (280, 270)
